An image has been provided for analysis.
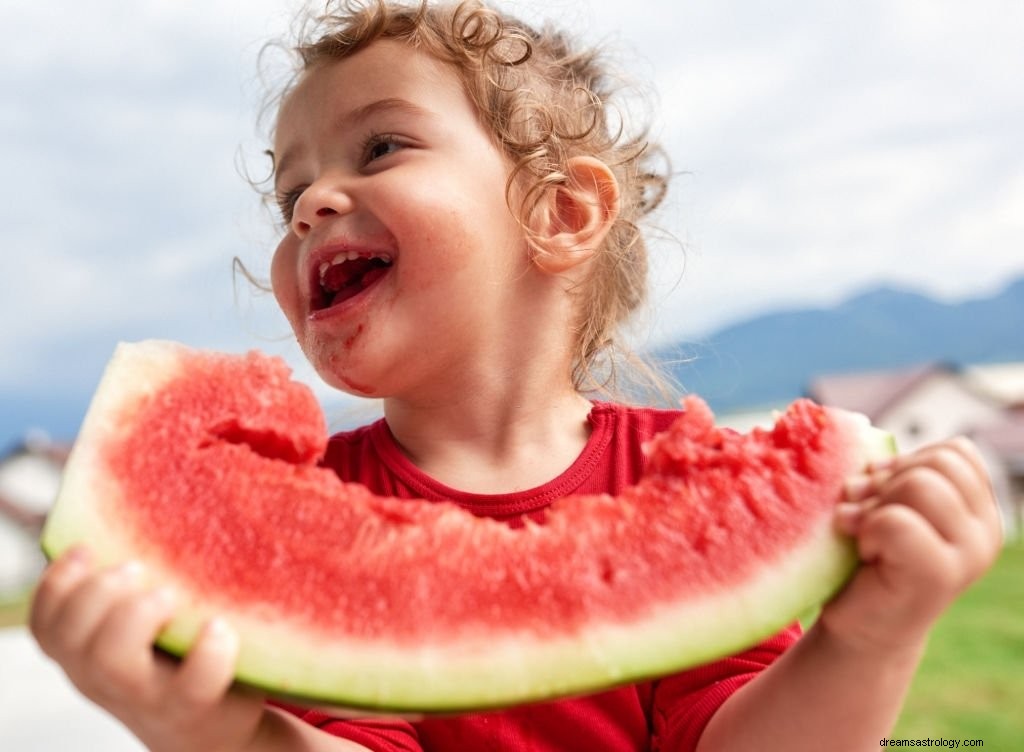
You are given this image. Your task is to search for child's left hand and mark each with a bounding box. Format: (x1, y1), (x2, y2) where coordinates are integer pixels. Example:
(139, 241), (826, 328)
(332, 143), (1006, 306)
(821, 436), (1002, 654)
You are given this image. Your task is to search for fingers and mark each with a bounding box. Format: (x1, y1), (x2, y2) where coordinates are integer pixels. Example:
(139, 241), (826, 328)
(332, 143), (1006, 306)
(27, 550), (260, 751)
(840, 436), (1002, 586)
(855, 503), (958, 591)
(172, 618), (241, 710)
(49, 560), (148, 655)
(872, 465), (970, 545)
(30, 552), (176, 699)
(890, 438), (995, 521)
(87, 586), (179, 697)
(825, 436), (1002, 653)
(29, 546), (93, 649)
(845, 438), (999, 529)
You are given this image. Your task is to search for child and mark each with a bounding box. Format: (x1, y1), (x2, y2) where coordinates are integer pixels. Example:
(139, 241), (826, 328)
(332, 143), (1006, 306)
(29, 1), (1002, 750)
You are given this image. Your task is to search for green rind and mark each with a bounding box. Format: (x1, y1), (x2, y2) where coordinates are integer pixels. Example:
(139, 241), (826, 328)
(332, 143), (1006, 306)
(254, 536), (861, 715)
(141, 517), (860, 714)
(40, 341), (182, 565)
(40, 340), (897, 713)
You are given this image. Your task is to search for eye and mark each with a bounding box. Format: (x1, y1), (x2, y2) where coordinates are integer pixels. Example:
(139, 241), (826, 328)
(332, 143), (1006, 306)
(274, 186), (305, 225)
(362, 132), (403, 165)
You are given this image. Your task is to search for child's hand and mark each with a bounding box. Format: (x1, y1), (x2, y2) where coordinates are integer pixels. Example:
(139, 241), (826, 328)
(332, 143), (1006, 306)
(29, 548), (266, 752)
(822, 437), (1002, 654)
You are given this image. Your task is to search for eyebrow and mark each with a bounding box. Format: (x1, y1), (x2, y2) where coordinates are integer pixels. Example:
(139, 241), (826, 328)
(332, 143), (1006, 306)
(344, 97), (432, 129)
(273, 97), (433, 187)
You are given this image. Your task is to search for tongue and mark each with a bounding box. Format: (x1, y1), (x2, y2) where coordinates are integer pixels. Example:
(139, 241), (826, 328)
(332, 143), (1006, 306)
(322, 258), (377, 292)
(359, 267), (389, 288)
(322, 258), (390, 307)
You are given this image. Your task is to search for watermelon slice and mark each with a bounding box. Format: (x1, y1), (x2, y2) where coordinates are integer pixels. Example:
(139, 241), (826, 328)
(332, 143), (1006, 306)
(41, 340), (895, 713)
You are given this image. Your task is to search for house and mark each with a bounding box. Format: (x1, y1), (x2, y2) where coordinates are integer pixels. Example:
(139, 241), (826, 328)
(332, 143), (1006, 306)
(808, 362), (1024, 540)
(0, 432), (69, 597)
(964, 362), (1024, 407)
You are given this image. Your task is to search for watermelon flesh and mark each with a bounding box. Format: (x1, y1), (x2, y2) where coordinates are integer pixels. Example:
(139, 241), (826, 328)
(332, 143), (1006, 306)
(40, 340), (895, 713)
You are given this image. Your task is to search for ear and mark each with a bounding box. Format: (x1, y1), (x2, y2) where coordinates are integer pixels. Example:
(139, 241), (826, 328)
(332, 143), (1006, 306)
(530, 156), (620, 275)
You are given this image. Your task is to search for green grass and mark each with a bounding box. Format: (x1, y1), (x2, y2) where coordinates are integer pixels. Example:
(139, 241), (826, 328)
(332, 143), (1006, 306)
(893, 541), (1024, 746)
(0, 589), (31, 628)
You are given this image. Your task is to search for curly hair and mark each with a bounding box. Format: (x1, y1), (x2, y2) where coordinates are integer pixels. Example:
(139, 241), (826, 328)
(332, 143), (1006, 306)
(266, 0), (672, 399)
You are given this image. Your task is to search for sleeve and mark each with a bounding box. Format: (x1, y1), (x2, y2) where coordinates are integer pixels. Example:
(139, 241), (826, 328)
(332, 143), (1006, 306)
(649, 624), (802, 752)
(268, 701), (423, 752)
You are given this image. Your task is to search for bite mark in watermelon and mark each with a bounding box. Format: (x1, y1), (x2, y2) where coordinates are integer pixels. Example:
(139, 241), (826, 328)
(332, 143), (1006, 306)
(40, 341), (895, 712)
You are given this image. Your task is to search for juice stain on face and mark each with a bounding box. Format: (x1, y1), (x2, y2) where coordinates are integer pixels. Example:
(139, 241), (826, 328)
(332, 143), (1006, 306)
(344, 324), (365, 350)
(340, 375), (375, 395)
(327, 326), (375, 395)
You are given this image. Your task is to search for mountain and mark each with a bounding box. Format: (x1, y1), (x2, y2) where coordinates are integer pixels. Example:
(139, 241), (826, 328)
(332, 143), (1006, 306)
(655, 276), (1024, 413)
(4, 277), (1023, 446)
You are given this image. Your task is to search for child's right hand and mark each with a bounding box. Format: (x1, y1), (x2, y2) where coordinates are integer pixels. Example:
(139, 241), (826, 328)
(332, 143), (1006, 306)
(29, 547), (267, 752)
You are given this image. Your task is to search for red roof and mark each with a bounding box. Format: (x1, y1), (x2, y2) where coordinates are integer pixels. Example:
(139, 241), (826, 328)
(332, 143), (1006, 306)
(807, 363), (949, 421)
(0, 492), (46, 533)
(0, 438), (72, 466)
(973, 414), (1024, 461)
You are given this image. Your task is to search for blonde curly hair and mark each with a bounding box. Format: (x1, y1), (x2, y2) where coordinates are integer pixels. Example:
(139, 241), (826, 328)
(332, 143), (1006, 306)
(265, 0), (672, 399)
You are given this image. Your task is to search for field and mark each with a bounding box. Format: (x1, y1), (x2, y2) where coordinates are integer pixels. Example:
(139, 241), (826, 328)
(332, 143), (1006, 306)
(894, 541), (1024, 745)
(0, 589), (30, 628)
(2, 544), (1020, 742)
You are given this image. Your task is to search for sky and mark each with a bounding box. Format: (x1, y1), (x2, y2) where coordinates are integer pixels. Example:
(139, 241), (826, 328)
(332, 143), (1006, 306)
(2, 0), (1023, 444)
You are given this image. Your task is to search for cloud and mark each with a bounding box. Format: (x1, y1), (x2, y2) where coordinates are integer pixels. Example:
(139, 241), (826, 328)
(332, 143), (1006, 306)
(1, 1), (291, 387)
(2, 0), (1022, 441)
(624, 1), (1024, 338)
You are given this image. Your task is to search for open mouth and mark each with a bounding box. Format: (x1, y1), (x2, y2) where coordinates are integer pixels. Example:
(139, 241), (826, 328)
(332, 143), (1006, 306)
(314, 251), (393, 310)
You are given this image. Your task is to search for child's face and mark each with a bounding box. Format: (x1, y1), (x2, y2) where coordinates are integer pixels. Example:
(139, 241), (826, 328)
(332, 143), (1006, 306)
(271, 40), (538, 398)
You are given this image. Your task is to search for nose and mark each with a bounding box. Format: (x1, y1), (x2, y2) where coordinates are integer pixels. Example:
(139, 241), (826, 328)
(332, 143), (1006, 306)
(291, 178), (354, 237)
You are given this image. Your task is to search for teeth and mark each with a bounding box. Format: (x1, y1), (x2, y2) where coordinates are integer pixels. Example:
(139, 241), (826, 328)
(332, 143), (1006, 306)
(317, 251), (393, 283)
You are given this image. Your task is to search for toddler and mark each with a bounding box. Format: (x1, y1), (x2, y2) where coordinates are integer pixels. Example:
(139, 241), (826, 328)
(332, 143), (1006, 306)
(30, 1), (1001, 750)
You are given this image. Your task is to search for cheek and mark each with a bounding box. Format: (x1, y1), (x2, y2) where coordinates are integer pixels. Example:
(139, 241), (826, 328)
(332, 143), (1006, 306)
(400, 181), (525, 263)
(270, 238), (300, 324)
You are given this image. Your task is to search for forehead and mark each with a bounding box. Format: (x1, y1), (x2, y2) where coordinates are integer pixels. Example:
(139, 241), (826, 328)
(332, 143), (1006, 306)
(275, 40), (471, 149)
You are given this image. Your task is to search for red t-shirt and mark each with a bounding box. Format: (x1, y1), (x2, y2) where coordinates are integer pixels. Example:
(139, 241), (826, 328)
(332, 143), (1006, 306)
(273, 402), (800, 751)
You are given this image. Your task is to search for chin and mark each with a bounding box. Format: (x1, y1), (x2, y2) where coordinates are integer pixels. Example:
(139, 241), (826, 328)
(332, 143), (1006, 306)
(334, 374), (379, 397)
(311, 355), (380, 398)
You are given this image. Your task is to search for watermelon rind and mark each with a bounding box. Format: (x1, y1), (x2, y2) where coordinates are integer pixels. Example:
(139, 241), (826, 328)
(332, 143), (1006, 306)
(40, 340), (896, 714)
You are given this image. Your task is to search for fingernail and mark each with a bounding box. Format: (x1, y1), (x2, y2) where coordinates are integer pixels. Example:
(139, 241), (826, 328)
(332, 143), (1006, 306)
(113, 560), (144, 582)
(844, 474), (872, 502)
(206, 617), (236, 647)
(150, 587), (176, 609)
(835, 502), (865, 534)
(64, 546), (91, 569)
(870, 468), (893, 488)
(870, 457), (895, 472)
